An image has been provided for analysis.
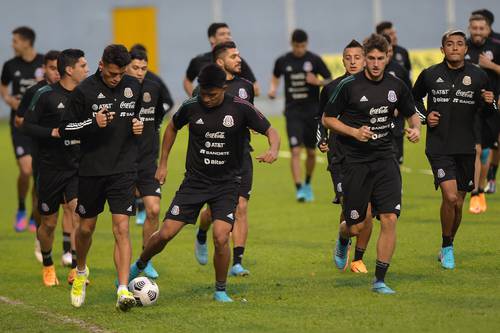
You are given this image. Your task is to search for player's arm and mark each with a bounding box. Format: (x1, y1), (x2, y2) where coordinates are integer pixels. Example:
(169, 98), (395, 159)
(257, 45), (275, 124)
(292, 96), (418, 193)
(316, 86), (331, 152)
(183, 58), (199, 97)
(398, 84), (421, 143)
(412, 69), (430, 124)
(268, 57), (282, 99)
(257, 126), (280, 163)
(240, 59), (260, 97)
(0, 84), (20, 110)
(479, 53), (500, 75)
(14, 87), (35, 128)
(306, 56), (333, 86)
(183, 77), (194, 97)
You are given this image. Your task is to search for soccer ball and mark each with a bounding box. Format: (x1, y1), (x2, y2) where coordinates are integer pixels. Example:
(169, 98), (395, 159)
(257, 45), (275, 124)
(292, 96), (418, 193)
(128, 277), (159, 306)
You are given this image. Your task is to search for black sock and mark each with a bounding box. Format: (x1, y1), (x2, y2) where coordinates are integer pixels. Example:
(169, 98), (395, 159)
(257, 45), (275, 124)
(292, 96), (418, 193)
(233, 247), (245, 266)
(136, 198), (145, 212)
(479, 187), (484, 194)
(305, 175), (312, 184)
(492, 164), (498, 180)
(136, 258), (148, 270)
(71, 250), (77, 269)
(197, 228), (207, 244)
(442, 235), (453, 248)
(375, 260), (390, 282)
(471, 189), (479, 196)
(215, 280), (226, 292)
(19, 198), (25, 211)
(354, 247), (365, 261)
(62, 232), (71, 253)
(295, 183), (302, 190)
(339, 234), (350, 246)
(42, 250), (53, 267)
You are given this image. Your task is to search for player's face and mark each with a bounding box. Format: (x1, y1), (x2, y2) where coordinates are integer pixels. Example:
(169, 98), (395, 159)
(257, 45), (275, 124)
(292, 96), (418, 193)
(365, 49), (387, 80)
(199, 86), (226, 108)
(127, 59), (148, 83)
(342, 47), (365, 75)
(469, 20), (490, 45)
(99, 62), (126, 88)
(382, 28), (398, 45)
(291, 41), (307, 58)
(441, 35), (467, 63)
(71, 57), (89, 83)
(210, 27), (232, 45)
(12, 34), (30, 56)
(43, 59), (60, 84)
(221, 48), (241, 75)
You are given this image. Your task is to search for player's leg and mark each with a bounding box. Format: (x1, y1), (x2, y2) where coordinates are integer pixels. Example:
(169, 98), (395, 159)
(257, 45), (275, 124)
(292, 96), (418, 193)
(230, 196), (249, 276)
(372, 213), (397, 294)
(29, 186), (39, 232)
(37, 212), (59, 286)
(351, 205), (373, 273)
(469, 145), (482, 214)
(195, 207), (211, 265)
(302, 116), (319, 202)
(66, 197), (81, 285)
(477, 148), (490, 212)
(15, 154), (32, 231)
(438, 179), (459, 269)
(61, 203), (73, 267)
(212, 220), (233, 302)
(142, 195), (161, 278)
(451, 154), (475, 241)
(286, 116), (306, 201)
(486, 145), (498, 193)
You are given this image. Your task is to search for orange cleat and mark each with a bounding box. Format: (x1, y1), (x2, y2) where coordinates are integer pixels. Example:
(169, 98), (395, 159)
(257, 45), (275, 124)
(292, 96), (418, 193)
(42, 265), (59, 287)
(469, 195), (481, 214)
(350, 260), (368, 273)
(478, 192), (487, 213)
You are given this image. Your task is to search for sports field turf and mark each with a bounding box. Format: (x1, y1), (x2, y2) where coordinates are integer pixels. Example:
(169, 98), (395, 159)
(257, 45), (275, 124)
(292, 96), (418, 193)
(0, 116), (499, 333)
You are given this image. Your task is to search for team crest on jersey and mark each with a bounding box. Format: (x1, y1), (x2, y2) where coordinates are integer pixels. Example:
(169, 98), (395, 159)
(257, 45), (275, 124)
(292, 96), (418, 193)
(484, 50), (494, 60)
(170, 205), (180, 216)
(14, 70), (21, 77)
(395, 53), (403, 61)
(124, 87), (133, 98)
(16, 146), (24, 156)
(303, 61), (313, 72)
(462, 75), (471, 86)
(143, 92), (151, 103)
(35, 67), (44, 80)
(388, 90), (397, 102)
(286, 66), (293, 72)
(223, 115), (234, 127)
(238, 88), (248, 99)
(350, 210), (359, 220)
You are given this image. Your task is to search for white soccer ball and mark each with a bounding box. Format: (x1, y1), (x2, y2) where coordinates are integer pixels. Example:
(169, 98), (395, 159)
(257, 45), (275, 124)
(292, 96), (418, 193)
(128, 277), (159, 306)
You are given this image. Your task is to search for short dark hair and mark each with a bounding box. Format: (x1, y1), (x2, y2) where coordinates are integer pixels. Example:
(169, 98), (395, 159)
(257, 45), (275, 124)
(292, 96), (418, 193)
(12, 26), (36, 46)
(469, 13), (489, 25)
(130, 49), (148, 62)
(130, 43), (147, 53)
(472, 9), (494, 25)
(57, 49), (85, 77)
(291, 29), (308, 43)
(198, 64), (226, 89)
(363, 34), (389, 54)
(344, 39), (363, 51)
(207, 23), (229, 38)
(381, 33), (392, 45)
(212, 41), (237, 60)
(441, 29), (466, 47)
(43, 50), (60, 65)
(101, 44), (131, 67)
(376, 21), (393, 34)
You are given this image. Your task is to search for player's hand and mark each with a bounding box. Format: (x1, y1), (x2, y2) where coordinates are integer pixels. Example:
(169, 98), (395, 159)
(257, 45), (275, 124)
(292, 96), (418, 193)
(354, 126), (374, 142)
(305, 72), (321, 86)
(51, 128), (60, 138)
(155, 165), (168, 185)
(96, 107), (115, 128)
(481, 89), (495, 104)
(479, 53), (494, 70)
(267, 89), (276, 99)
(427, 111), (440, 127)
(405, 127), (420, 143)
(14, 115), (24, 128)
(256, 149), (278, 164)
(318, 142), (329, 153)
(132, 118), (144, 135)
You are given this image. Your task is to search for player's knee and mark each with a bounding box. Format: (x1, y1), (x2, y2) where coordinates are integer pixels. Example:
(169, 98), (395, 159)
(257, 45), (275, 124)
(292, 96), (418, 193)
(306, 149), (316, 159)
(443, 192), (459, 206)
(78, 223), (95, 237)
(236, 200), (248, 218)
(146, 203), (160, 221)
(348, 222), (365, 236)
(213, 232), (229, 250)
(380, 214), (398, 230)
(41, 217), (57, 232)
(112, 222), (129, 238)
(19, 164), (32, 178)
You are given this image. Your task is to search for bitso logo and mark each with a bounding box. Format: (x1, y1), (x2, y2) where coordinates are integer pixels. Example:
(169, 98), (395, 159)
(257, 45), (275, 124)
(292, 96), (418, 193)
(124, 87), (133, 98)
(388, 90), (397, 102)
(170, 205), (180, 216)
(238, 88), (248, 99)
(143, 92), (151, 103)
(223, 115), (234, 127)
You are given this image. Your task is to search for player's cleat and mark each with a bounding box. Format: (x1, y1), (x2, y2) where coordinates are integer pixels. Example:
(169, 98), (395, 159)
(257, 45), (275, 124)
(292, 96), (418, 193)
(61, 251), (72, 267)
(144, 261), (159, 279)
(42, 265), (59, 287)
(229, 264), (250, 277)
(334, 238), (351, 271)
(129, 261), (143, 281)
(302, 183), (314, 202)
(67, 268), (90, 285)
(478, 193), (487, 213)
(14, 210), (28, 232)
(28, 218), (37, 233)
(116, 289), (136, 312)
(485, 180), (496, 194)
(350, 260), (368, 273)
(71, 267), (89, 308)
(296, 186), (306, 202)
(372, 281), (396, 294)
(439, 246), (455, 269)
(34, 239), (42, 263)
(468, 195), (481, 214)
(135, 209), (146, 225)
(213, 291), (233, 302)
(195, 230), (208, 265)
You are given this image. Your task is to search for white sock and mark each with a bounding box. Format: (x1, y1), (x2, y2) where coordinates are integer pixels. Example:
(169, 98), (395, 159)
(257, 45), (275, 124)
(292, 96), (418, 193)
(117, 285), (128, 294)
(76, 267), (87, 276)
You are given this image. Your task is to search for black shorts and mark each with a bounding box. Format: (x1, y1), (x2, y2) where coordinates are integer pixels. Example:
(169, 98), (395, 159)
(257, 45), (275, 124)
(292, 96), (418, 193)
(238, 153), (253, 200)
(393, 135), (404, 164)
(328, 162), (343, 205)
(165, 177), (239, 225)
(10, 123), (32, 159)
(137, 165), (161, 197)
(426, 154), (475, 192)
(37, 167), (78, 215)
(342, 158), (402, 226)
(76, 172), (137, 218)
(285, 113), (317, 149)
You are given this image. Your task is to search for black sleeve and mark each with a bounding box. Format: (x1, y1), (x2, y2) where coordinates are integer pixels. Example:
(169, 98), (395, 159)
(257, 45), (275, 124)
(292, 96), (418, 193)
(412, 69), (429, 123)
(324, 81), (350, 118)
(16, 86), (36, 117)
(240, 58), (256, 83)
(159, 79), (174, 113)
(240, 100), (271, 134)
(247, 82), (255, 104)
(315, 56), (332, 79)
(154, 90), (167, 131)
(477, 70), (499, 114)
(402, 68), (412, 89)
(397, 83), (417, 118)
(185, 57), (199, 82)
(23, 91), (53, 138)
(1, 62), (11, 86)
(272, 57), (283, 78)
(59, 87), (98, 139)
(404, 50), (412, 72)
(171, 103), (190, 130)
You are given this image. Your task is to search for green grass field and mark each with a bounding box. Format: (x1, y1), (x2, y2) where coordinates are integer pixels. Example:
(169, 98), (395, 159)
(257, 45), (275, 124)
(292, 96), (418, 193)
(0, 117), (499, 333)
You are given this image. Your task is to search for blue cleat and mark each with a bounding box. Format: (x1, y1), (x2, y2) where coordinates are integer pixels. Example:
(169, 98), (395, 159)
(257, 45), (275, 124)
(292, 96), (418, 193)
(213, 291), (233, 302)
(439, 246), (455, 269)
(195, 229), (208, 265)
(296, 186), (306, 202)
(372, 281), (396, 294)
(334, 238), (351, 271)
(14, 210), (27, 232)
(144, 261), (159, 279)
(229, 264), (250, 277)
(136, 209), (146, 225)
(302, 183), (314, 202)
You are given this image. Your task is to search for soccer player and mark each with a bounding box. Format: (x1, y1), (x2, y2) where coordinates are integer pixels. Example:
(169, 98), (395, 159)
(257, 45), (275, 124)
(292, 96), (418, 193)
(269, 29), (332, 202)
(1, 26), (44, 232)
(323, 34), (421, 294)
(194, 41), (256, 276)
(413, 29), (497, 270)
(59, 45), (144, 311)
(129, 64), (280, 302)
(376, 21), (412, 75)
(183, 22), (259, 97)
(125, 48), (171, 279)
(465, 14), (500, 213)
(318, 39), (373, 273)
(472, 9), (500, 43)
(23, 49), (89, 286)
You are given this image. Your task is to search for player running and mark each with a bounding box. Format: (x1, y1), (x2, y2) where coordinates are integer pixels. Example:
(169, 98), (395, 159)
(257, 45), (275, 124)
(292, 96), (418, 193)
(376, 21), (412, 75)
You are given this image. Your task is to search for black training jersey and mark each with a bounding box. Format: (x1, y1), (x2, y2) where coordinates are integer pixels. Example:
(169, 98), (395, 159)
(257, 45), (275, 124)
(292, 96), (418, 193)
(413, 61), (496, 155)
(172, 94), (270, 183)
(145, 71), (174, 113)
(386, 59), (412, 137)
(185, 51), (256, 83)
(23, 82), (79, 170)
(393, 45), (411, 73)
(324, 71), (416, 163)
(137, 78), (169, 170)
(273, 51), (331, 112)
(466, 38), (500, 95)
(1, 54), (44, 115)
(59, 71), (143, 177)
(16, 79), (47, 118)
